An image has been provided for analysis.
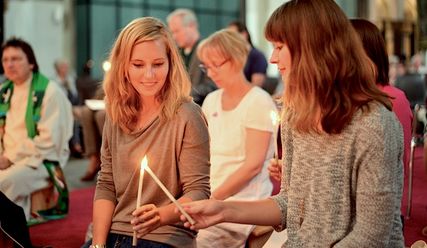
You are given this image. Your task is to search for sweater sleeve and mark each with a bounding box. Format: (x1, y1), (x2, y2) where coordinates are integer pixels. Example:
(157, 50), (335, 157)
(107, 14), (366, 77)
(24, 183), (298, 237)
(94, 116), (117, 204)
(269, 121), (292, 232)
(178, 103), (211, 201)
(335, 109), (404, 247)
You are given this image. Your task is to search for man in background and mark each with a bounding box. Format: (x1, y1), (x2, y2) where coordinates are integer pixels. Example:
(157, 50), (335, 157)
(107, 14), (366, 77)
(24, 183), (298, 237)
(54, 59), (82, 156)
(167, 8), (216, 105)
(228, 20), (268, 87)
(0, 38), (73, 220)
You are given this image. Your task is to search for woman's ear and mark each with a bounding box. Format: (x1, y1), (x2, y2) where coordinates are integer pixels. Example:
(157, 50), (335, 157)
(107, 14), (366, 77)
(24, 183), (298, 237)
(230, 59), (244, 73)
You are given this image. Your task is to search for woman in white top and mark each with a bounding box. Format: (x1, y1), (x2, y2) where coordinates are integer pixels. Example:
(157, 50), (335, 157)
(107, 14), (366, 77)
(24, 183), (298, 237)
(197, 29), (277, 248)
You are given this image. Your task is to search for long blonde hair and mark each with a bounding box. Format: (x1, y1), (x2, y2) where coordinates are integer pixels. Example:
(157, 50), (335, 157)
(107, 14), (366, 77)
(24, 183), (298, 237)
(265, 0), (391, 134)
(104, 17), (191, 133)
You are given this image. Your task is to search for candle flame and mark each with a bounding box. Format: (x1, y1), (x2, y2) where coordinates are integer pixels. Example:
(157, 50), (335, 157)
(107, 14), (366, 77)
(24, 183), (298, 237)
(141, 156), (148, 171)
(270, 111), (280, 126)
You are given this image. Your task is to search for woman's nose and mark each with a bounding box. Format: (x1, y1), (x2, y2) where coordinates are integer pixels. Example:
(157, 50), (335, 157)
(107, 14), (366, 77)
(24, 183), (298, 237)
(269, 52), (278, 64)
(144, 67), (155, 78)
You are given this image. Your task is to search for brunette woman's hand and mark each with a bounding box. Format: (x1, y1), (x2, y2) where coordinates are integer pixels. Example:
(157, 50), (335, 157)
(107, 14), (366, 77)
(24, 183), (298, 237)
(268, 158), (282, 182)
(178, 199), (225, 230)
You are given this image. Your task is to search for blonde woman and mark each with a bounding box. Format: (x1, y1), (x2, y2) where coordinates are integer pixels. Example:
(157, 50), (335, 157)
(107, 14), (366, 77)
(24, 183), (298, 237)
(180, 0), (404, 247)
(197, 29), (277, 247)
(85, 17), (210, 248)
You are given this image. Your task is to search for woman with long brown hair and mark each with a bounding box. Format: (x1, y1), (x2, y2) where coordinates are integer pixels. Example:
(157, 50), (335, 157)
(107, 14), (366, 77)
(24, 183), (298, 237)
(179, 1), (404, 247)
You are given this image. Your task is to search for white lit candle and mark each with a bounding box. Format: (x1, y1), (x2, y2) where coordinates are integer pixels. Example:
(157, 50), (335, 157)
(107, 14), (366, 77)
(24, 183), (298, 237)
(144, 162), (196, 225)
(132, 156), (147, 246)
(270, 110), (280, 164)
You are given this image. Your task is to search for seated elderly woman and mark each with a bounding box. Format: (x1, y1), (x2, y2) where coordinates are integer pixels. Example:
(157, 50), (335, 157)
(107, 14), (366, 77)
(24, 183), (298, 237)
(196, 29), (278, 247)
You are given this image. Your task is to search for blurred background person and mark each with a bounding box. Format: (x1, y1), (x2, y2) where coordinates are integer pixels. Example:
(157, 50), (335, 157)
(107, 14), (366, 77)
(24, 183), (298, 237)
(197, 29), (276, 248)
(167, 8), (216, 105)
(0, 38), (73, 221)
(54, 59), (79, 105)
(227, 20), (268, 88)
(54, 59), (83, 157)
(394, 55), (426, 109)
(351, 18), (412, 178)
(74, 60), (106, 181)
(76, 59), (100, 106)
(79, 87), (105, 181)
(388, 55), (400, 85)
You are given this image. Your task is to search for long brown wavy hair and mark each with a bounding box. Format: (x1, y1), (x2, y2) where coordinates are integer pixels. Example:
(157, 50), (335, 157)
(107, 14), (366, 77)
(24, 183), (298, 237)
(103, 17), (191, 133)
(265, 0), (391, 134)
(351, 19), (390, 86)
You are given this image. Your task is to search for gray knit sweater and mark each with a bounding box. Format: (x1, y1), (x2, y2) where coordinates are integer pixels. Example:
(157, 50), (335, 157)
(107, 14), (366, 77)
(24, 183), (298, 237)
(271, 103), (404, 248)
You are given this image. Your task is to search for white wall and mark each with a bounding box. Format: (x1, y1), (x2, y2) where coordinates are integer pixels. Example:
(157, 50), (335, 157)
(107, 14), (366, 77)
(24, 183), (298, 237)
(246, 0), (289, 77)
(4, 0), (72, 79)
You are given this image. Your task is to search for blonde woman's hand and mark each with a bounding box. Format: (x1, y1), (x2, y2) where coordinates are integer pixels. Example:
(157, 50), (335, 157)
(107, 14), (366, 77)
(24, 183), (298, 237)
(131, 204), (160, 237)
(268, 158), (282, 182)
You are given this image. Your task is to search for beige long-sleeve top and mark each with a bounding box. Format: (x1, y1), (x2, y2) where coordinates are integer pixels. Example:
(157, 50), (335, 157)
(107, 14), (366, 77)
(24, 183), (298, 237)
(272, 103), (405, 247)
(95, 101), (211, 248)
(2, 74), (73, 168)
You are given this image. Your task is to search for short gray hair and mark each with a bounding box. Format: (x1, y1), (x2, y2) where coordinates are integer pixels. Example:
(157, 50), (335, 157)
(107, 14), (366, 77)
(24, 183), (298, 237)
(167, 8), (198, 27)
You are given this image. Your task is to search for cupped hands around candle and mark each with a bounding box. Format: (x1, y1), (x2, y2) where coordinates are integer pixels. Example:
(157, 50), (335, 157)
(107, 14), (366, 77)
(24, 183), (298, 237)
(131, 204), (161, 237)
(176, 199), (225, 230)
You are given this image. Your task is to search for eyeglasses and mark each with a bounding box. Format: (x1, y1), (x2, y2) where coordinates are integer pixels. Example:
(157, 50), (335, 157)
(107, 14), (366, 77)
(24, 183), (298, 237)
(199, 59), (229, 74)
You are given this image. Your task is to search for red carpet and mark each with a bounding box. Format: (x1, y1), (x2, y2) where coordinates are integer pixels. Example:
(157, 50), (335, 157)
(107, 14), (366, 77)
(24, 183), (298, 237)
(29, 148), (427, 247)
(402, 146), (427, 246)
(30, 186), (95, 248)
